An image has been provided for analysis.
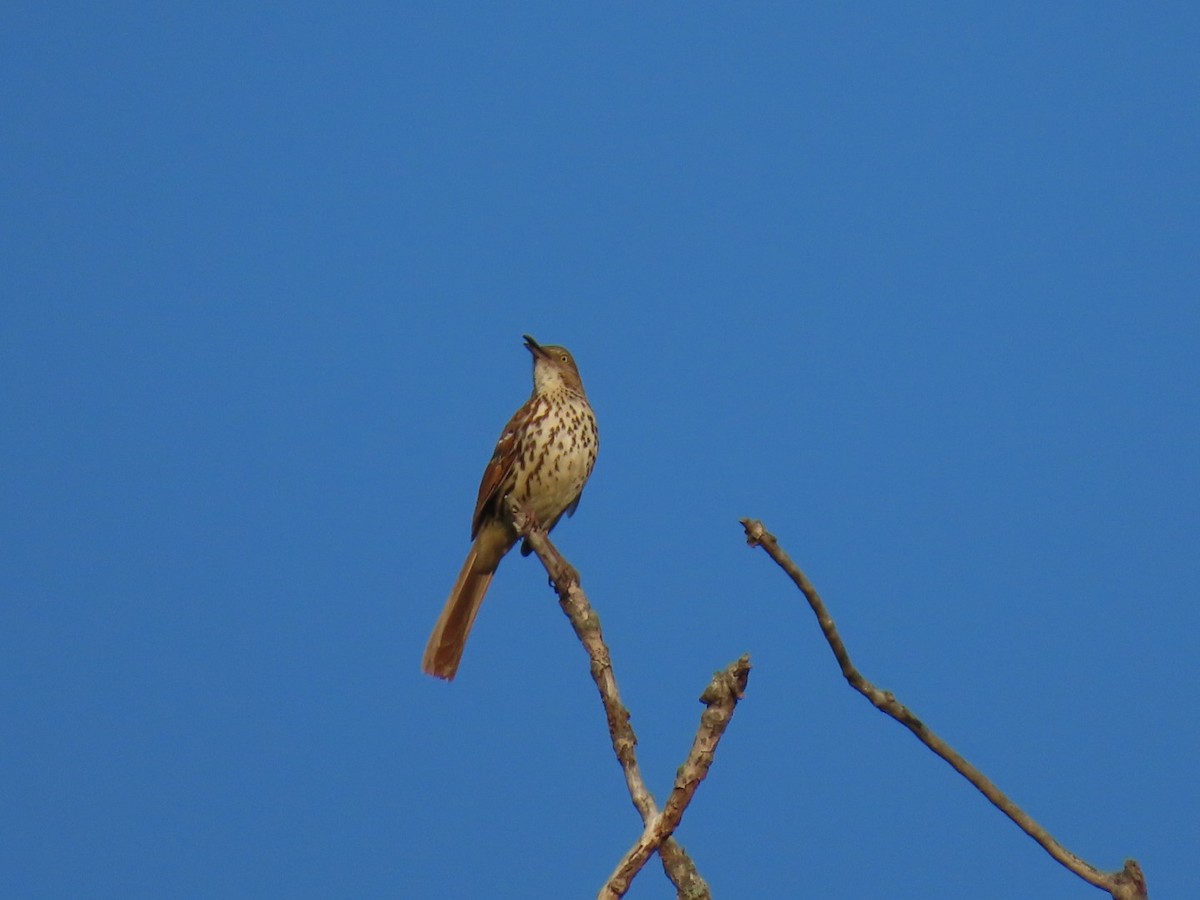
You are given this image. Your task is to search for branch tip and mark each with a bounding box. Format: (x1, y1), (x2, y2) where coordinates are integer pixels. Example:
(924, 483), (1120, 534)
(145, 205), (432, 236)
(739, 518), (765, 546)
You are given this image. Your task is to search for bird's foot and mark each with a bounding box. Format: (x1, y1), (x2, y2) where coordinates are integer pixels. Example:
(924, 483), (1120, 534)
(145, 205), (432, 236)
(510, 499), (543, 536)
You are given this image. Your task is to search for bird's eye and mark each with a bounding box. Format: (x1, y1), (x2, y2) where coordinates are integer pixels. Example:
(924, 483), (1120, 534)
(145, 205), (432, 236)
(560, 353), (569, 363)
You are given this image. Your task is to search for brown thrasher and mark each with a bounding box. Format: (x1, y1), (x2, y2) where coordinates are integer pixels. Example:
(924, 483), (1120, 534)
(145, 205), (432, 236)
(422, 334), (599, 680)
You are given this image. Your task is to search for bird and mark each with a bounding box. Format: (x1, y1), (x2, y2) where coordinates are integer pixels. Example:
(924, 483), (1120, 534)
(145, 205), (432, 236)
(422, 334), (599, 680)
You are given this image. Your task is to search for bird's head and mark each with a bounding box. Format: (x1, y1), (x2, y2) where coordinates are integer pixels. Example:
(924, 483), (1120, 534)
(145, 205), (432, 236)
(524, 334), (586, 396)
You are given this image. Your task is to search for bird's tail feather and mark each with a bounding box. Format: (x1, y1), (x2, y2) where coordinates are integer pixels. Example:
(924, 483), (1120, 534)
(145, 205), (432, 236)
(422, 542), (496, 681)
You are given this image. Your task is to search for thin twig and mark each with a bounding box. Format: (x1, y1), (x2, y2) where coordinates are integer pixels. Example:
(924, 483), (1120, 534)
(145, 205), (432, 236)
(514, 506), (711, 899)
(741, 518), (1148, 900)
(602, 656), (752, 897)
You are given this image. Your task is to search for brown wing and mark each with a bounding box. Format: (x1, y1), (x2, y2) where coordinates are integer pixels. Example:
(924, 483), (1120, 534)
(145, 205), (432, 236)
(470, 400), (530, 538)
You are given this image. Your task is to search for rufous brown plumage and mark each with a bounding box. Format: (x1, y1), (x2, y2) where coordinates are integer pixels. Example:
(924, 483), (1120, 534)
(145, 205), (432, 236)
(422, 335), (598, 680)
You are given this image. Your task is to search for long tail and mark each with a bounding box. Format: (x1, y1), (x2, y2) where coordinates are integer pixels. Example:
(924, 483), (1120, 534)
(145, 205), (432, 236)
(422, 542), (497, 680)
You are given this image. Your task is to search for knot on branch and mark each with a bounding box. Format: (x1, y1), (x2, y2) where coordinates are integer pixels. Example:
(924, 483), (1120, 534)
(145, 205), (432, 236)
(1110, 859), (1147, 900)
(700, 655), (752, 705)
(740, 518), (766, 546)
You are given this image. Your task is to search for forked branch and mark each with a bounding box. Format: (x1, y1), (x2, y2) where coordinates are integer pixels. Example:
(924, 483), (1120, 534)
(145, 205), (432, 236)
(603, 656), (751, 898)
(514, 505), (714, 899)
(741, 518), (1147, 900)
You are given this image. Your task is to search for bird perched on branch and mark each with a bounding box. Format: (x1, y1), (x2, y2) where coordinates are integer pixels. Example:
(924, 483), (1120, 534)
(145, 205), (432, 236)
(422, 334), (599, 680)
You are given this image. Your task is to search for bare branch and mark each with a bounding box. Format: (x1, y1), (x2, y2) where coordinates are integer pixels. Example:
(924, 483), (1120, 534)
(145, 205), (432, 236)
(514, 506), (711, 899)
(741, 518), (1148, 900)
(603, 656), (752, 897)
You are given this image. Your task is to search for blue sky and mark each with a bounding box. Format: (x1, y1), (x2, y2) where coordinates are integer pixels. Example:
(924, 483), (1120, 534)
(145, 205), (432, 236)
(3, 4), (1198, 898)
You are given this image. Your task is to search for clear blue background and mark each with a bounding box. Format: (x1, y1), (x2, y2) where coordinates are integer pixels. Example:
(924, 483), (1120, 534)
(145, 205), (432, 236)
(4, 4), (1197, 898)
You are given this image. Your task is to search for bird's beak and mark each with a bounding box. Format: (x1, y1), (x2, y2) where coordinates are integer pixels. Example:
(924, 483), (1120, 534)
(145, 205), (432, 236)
(523, 334), (547, 358)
